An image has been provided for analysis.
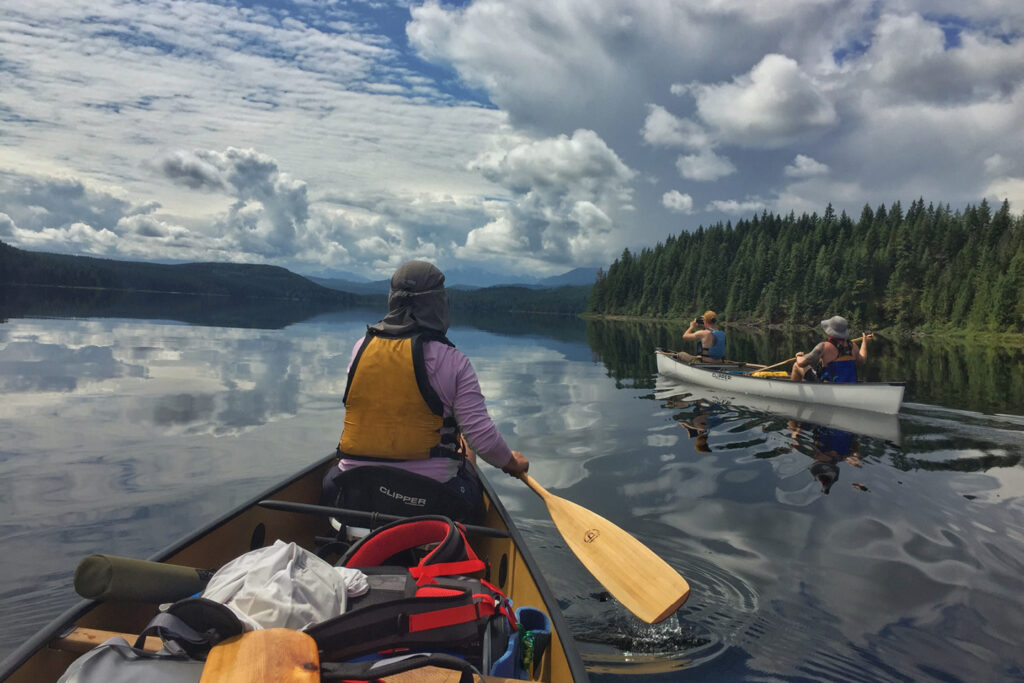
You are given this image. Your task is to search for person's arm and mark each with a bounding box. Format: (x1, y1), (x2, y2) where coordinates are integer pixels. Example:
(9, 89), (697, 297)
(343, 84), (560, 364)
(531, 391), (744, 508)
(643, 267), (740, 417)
(448, 350), (528, 475)
(682, 319), (702, 343)
(797, 342), (825, 368)
(855, 332), (871, 365)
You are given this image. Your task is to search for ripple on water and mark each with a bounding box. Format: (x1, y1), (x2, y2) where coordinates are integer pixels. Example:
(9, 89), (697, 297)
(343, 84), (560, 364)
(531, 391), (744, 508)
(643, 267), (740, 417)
(574, 554), (761, 675)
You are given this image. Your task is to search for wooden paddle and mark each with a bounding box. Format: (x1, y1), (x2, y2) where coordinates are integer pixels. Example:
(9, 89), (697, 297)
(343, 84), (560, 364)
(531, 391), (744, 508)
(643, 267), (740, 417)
(200, 629), (319, 683)
(745, 334), (870, 375)
(519, 473), (690, 624)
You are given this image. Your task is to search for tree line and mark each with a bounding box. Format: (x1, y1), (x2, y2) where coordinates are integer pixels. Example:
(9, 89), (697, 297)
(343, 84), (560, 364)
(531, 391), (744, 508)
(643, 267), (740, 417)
(587, 199), (1024, 332)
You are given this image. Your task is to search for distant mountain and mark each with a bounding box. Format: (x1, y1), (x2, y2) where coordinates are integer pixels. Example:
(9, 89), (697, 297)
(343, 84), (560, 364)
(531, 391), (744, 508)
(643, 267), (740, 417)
(309, 276), (389, 296)
(0, 241), (595, 317)
(0, 241), (357, 304)
(309, 265), (600, 293)
(538, 267), (600, 287)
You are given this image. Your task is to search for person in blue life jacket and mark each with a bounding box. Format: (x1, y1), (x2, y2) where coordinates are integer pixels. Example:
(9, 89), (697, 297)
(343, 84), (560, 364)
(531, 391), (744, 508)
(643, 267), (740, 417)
(791, 315), (872, 383)
(682, 309), (726, 361)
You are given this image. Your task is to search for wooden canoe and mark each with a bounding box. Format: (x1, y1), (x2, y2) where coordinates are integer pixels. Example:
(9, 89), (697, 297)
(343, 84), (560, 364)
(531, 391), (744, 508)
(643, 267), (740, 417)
(0, 454), (589, 683)
(656, 350), (905, 415)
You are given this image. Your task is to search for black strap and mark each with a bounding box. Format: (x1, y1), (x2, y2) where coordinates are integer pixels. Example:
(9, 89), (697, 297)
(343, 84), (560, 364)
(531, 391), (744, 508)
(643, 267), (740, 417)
(320, 652), (480, 682)
(133, 612), (218, 654)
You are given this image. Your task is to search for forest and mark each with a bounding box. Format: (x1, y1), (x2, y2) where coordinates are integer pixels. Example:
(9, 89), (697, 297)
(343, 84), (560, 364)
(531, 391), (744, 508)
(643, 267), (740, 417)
(587, 199), (1024, 333)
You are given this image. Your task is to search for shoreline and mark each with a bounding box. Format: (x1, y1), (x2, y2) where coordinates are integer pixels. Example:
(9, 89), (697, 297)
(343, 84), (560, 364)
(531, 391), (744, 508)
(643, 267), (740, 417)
(579, 313), (1024, 345)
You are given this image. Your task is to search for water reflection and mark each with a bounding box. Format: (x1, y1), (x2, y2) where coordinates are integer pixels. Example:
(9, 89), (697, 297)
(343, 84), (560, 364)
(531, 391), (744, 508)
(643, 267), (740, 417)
(0, 285), (355, 329)
(2, 304), (1024, 681)
(788, 422), (862, 495)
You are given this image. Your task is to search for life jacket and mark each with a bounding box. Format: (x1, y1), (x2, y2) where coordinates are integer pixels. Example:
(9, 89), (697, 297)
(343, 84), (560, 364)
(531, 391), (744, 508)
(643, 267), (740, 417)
(820, 338), (857, 383)
(699, 329), (726, 361)
(339, 330), (460, 461)
(306, 516), (516, 669)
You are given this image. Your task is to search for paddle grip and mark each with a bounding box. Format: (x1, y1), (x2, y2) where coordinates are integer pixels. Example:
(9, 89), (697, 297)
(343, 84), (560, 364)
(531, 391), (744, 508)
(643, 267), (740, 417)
(74, 554), (212, 603)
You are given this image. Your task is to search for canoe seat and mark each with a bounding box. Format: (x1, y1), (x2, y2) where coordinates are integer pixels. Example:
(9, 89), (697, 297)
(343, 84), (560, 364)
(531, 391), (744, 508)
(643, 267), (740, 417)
(325, 466), (476, 523)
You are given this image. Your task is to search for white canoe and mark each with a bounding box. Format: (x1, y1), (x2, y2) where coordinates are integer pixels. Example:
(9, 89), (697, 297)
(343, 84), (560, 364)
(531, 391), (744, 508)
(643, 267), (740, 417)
(656, 351), (905, 415)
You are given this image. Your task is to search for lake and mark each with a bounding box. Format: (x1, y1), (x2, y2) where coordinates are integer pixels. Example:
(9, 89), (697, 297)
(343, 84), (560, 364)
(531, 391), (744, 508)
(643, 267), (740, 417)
(1, 294), (1023, 681)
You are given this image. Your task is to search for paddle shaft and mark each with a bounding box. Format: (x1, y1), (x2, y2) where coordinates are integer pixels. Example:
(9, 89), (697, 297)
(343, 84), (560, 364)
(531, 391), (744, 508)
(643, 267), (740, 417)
(656, 349), (765, 370)
(519, 473), (690, 624)
(750, 334), (868, 374)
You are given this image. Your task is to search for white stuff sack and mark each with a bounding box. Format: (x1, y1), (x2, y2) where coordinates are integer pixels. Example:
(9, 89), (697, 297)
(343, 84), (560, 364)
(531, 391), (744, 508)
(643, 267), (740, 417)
(201, 540), (368, 631)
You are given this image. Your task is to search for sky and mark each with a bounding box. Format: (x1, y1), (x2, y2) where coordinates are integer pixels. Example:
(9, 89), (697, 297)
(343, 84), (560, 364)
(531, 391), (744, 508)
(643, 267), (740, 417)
(2, 0), (1023, 281)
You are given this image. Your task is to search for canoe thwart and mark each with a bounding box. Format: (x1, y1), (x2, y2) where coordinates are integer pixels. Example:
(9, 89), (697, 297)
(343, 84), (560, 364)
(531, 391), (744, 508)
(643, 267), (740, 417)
(257, 500), (511, 538)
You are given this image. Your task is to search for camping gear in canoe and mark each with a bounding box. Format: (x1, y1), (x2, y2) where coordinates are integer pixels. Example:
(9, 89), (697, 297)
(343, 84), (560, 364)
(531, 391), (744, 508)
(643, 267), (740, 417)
(0, 453), (590, 683)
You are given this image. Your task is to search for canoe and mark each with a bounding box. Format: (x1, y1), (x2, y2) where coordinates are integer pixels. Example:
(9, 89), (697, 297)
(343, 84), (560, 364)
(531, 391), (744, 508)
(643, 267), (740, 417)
(0, 453), (589, 683)
(656, 350), (905, 415)
(654, 374), (902, 443)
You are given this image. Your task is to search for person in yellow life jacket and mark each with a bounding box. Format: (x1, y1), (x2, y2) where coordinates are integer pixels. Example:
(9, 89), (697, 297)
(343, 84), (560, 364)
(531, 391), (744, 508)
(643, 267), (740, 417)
(323, 260), (529, 523)
(791, 316), (871, 383)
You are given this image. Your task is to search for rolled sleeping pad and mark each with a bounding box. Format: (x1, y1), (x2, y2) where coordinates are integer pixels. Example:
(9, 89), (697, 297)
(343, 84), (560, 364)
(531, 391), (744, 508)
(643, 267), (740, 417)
(74, 554), (214, 603)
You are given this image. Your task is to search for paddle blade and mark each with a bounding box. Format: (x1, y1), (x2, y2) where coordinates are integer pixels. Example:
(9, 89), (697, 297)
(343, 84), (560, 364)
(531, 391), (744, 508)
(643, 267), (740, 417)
(524, 476), (690, 623)
(200, 629), (319, 683)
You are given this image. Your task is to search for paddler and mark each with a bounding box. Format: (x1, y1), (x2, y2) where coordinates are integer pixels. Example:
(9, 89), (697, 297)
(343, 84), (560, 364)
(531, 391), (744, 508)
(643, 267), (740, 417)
(791, 315), (872, 382)
(324, 260), (529, 523)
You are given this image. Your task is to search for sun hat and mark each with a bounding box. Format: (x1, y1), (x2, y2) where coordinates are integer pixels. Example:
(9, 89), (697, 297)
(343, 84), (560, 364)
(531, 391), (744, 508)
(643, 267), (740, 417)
(820, 315), (849, 340)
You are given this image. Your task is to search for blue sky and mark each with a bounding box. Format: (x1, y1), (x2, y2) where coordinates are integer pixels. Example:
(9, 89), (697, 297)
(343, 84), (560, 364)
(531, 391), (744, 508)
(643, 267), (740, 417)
(2, 0), (1023, 280)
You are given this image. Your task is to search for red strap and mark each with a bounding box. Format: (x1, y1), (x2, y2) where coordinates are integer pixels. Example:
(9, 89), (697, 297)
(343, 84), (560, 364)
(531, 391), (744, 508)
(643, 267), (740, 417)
(410, 558), (485, 580)
(408, 603), (480, 632)
(346, 519), (453, 567)
(415, 586), (464, 598)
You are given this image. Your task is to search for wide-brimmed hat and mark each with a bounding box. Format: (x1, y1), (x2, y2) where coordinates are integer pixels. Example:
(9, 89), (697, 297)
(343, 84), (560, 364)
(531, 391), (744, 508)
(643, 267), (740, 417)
(810, 461), (839, 495)
(820, 315), (849, 340)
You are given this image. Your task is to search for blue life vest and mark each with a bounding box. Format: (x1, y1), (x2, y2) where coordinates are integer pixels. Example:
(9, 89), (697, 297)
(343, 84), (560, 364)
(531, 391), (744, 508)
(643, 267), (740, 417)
(699, 329), (726, 360)
(820, 339), (857, 383)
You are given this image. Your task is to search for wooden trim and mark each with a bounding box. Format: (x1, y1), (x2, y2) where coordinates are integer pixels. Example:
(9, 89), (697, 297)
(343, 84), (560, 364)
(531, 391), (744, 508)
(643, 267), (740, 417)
(53, 627), (162, 655)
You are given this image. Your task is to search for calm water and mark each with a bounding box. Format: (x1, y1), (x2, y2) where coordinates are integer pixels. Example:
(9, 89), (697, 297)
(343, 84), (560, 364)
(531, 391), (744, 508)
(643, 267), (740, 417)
(1, 296), (1023, 681)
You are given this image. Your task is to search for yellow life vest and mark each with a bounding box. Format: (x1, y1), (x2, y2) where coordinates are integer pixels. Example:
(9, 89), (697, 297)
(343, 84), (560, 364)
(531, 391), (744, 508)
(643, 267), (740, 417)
(338, 333), (458, 461)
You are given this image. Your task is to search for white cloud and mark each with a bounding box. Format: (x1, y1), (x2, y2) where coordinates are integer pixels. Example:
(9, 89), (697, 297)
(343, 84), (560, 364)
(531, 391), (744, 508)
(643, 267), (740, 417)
(690, 54), (838, 148)
(985, 177), (1024, 211)
(641, 105), (712, 149)
(984, 154), (1016, 177)
(462, 129), (635, 266)
(676, 149), (736, 182)
(785, 154), (829, 178)
(853, 13), (1024, 105)
(706, 198), (768, 214)
(662, 190), (694, 214)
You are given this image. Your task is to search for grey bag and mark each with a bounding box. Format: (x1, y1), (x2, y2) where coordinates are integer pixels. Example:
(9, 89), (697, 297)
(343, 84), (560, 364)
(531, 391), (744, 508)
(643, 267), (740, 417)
(56, 637), (204, 683)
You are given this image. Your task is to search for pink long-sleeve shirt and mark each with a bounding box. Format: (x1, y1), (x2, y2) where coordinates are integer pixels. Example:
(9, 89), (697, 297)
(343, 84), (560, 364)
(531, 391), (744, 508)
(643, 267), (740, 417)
(338, 337), (514, 481)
